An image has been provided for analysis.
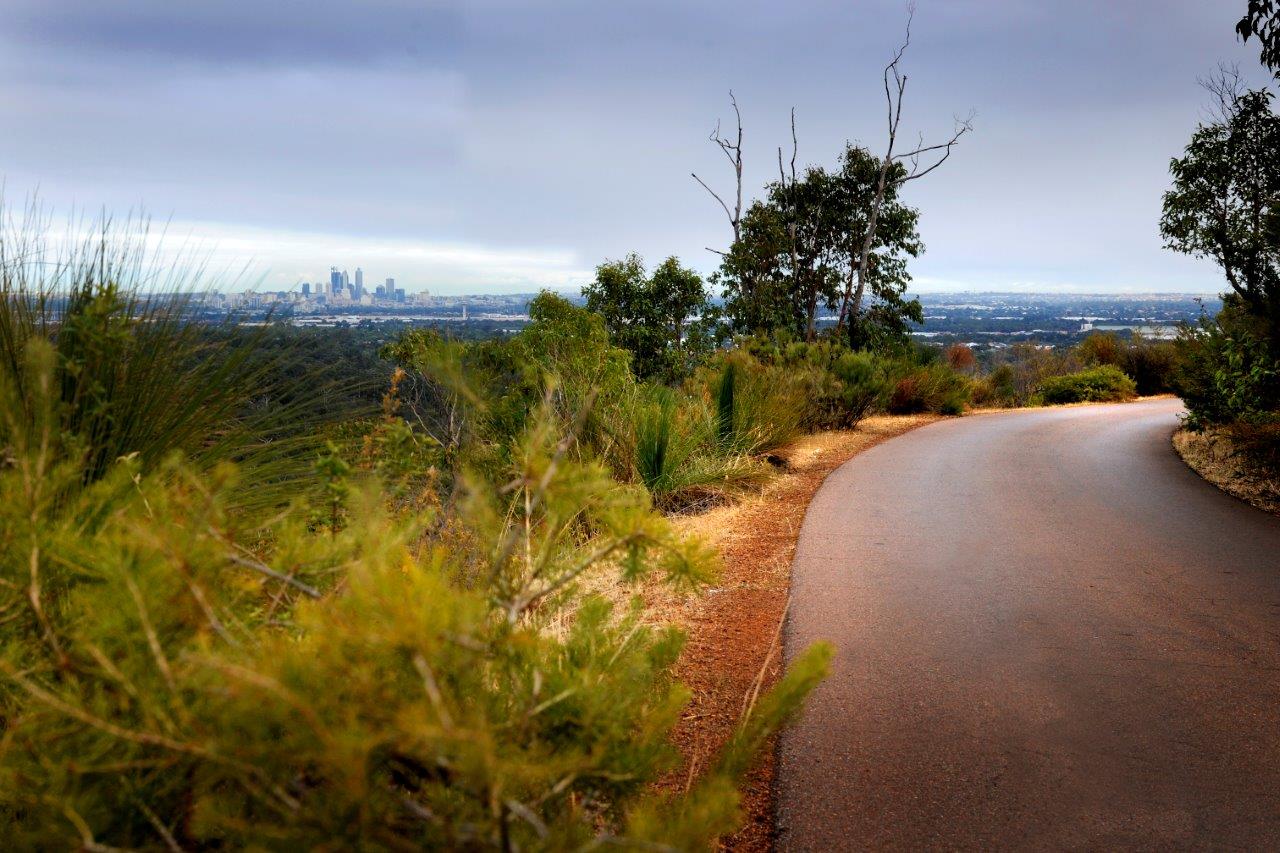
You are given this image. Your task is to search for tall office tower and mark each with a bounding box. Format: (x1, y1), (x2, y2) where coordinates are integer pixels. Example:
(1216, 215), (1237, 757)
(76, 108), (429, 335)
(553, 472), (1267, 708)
(385, 277), (395, 293)
(354, 267), (364, 298)
(341, 270), (350, 290)
(301, 282), (311, 297)
(329, 267), (341, 296)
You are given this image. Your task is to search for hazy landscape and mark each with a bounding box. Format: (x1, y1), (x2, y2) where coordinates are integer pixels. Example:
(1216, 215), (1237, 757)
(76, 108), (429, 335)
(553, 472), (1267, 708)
(0, 2), (1277, 850)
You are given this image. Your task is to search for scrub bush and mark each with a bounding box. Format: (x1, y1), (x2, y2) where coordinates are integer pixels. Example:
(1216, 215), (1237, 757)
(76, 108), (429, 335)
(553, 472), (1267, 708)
(0, 223), (833, 848)
(1036, 365), (1137, 404)
(886, 362), (971, 415)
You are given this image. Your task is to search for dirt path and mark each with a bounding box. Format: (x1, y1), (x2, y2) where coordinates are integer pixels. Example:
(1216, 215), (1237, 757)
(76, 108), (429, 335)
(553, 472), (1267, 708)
(777, 398), (1280, 849)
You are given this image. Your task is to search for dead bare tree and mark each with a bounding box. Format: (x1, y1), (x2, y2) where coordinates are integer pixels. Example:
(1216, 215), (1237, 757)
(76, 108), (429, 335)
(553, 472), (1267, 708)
(775, 109), (812, 339)
(836, 8), (974, 338)
(692, 91), (745, 252)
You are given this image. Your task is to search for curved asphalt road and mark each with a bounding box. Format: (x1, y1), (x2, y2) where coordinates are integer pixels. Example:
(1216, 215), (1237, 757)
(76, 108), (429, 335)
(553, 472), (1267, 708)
(777, 398), (1280, 850)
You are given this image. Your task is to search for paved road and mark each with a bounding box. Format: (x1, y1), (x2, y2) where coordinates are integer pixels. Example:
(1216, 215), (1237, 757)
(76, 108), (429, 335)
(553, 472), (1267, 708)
(777, 399), (1280, 850)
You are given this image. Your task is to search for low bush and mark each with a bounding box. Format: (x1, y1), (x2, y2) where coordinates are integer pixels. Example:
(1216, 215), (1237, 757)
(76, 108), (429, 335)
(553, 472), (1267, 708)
(886, 362), (971, 415)
(1119, 339), (1179, 395)
(944, 343), (977, 373)
(1036, 365), (1137, 404)
(1075, 331), (1125, 367)
(713, 354), (807, 455)
(740, 337), (895, 429)
(0, 336), (832, 851)
(632, 385), (765, 508)
(1074, 331), (1179, 396)
(1174, 307), (1280, 428)
(831, 351), (895, 425)
(970, 363), (1018, 408)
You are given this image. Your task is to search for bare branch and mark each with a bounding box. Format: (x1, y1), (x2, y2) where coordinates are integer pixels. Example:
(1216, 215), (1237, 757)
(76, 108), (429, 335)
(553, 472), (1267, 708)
(693, 91), (745, 249)
(900, 112), (974, 182)
(691, 172), (734, 223)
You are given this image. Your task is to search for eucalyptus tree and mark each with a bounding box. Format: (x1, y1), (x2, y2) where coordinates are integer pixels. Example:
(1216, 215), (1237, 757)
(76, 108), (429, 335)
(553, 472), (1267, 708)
(716, 143), (923, 346)
(1161, 84), (1280, 346)
(834, 9), (971, 348)
(583, 254), (714, 380)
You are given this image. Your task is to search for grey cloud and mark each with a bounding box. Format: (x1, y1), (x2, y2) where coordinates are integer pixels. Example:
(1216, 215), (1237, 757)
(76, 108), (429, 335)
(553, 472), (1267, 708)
(0, 0), (1271, 293)
(6, 0), (460, 69)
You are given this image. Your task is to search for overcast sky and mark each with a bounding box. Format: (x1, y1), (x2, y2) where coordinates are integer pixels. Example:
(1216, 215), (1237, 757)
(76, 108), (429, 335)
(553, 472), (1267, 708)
(0, 1), (1270, 294)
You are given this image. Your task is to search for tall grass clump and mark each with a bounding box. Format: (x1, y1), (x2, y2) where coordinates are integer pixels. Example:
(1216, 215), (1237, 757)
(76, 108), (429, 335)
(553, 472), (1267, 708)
(0, 205), (346, 510)
(705, 353), (806, 455)
(634, 384), (681, 493)
(631, 385), (766, 510)
(717, 358), (737, 445)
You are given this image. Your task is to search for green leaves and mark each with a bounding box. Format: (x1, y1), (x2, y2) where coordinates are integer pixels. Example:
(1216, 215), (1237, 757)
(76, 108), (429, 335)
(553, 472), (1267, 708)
(1161, 89), (1280, 342)
(717, 142), (923, 345)
(584, 254), (716, 382)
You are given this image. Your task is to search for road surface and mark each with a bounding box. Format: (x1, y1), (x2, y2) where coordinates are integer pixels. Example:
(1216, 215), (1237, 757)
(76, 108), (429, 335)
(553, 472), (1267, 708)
(777, 398), (1280, 850)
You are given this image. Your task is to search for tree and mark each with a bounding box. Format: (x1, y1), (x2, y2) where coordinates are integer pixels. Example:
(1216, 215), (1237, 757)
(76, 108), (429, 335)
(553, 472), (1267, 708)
(1161, 85), (1280, 347)
(835, 9), (971, 349)
(583, 254), (715, 380)
(1239, 1), (1280, 74)
(716, 143), (923, 345)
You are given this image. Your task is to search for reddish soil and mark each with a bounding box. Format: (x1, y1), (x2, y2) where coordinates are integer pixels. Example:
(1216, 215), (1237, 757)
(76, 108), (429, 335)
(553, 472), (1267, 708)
(656, 415), (937, 850)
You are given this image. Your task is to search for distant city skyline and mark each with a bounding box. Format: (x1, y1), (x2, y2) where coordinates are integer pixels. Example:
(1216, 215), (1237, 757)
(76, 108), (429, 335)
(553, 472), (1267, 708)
(0, 1), (1270, 295)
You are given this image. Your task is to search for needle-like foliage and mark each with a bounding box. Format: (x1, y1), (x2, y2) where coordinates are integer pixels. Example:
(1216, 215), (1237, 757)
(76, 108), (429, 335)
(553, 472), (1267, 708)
(0, 315), (830, 850)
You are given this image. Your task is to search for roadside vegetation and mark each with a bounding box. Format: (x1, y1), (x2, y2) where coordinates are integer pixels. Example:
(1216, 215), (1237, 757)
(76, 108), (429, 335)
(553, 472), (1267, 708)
(0, 215), (1188, 850)
(9, 4), (1277, 846)
(1162, 3), (1280, 513)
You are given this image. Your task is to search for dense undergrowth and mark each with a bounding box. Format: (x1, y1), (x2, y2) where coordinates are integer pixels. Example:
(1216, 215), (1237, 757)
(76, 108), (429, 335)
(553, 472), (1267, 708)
(0, 213), (1190, 849)
(0, 223), (840, 850)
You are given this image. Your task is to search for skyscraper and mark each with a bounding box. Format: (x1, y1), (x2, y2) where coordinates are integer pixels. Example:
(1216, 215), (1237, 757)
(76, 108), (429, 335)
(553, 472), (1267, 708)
(329, 267), (341, 297)
(354, 267), (364, 299)
(341, 270), (350, 290)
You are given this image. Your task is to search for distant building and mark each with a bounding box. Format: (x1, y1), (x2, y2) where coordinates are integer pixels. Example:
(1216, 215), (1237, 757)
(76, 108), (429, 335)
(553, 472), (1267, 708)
(354, 267), (364, 298)
(329, 267), (341, 296)
(341, 269), (350, 291)
(301, 282), (311, 297)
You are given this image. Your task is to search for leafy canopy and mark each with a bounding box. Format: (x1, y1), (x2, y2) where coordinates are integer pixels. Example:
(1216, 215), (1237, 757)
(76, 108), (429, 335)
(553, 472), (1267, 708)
(583, 254), (715, 381)
(1161, 88), (1280, 345)
(716, 143), (923, 346)
(1239, 0), (1280, 74)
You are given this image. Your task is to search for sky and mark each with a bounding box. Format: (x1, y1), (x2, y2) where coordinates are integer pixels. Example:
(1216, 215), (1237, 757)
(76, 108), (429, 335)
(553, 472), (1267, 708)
(0, 0), (1271, 295)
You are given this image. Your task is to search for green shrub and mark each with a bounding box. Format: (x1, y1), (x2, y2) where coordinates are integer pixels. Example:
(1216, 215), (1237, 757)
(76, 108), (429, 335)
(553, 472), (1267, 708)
(886, 362), (971, 415)
(1075, 331), (1125, 367)
(1119, 339), (1179, 395)
(701, 353), (805, 455)
(1173, 307), (1280, 428)
(739, 337), (895, 429)
(1036, 365), (1137, 404)
(633, 385), (764, 507)
(0, 335), (832, 849)
(971, 363), (1018, 407)
(831, 351), (894, 425)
